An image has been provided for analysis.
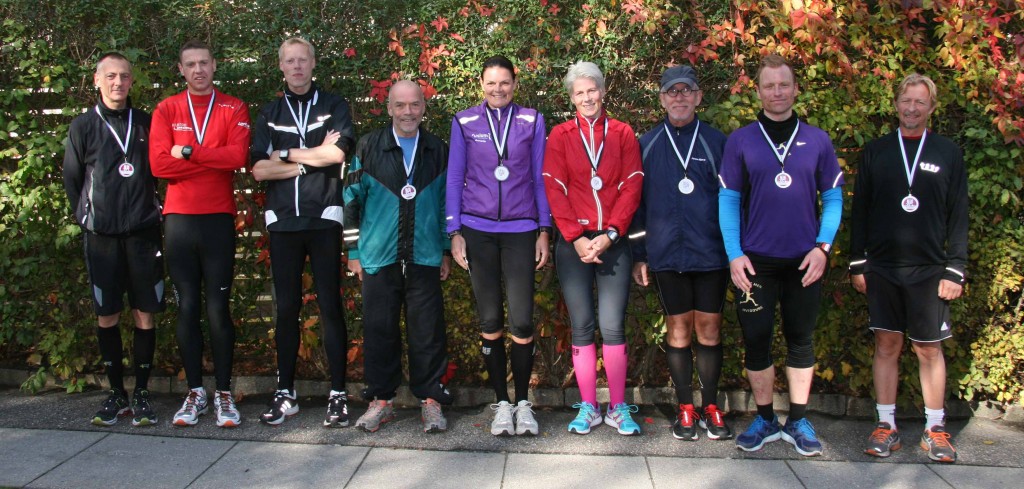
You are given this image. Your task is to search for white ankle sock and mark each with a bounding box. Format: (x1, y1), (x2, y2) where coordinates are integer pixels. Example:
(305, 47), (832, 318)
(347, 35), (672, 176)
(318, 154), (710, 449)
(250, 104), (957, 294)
(924, 407), (945, 430)
(876, 403), (896, 428)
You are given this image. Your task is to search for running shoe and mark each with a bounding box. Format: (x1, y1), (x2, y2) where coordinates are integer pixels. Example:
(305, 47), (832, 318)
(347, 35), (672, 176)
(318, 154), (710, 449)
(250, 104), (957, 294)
(672, 403), (699, 441)
(864, 422), (901, 457)
(260, 389), (298, 425)
(421, 398), (447, 433)
(567, 402), (602, 435)
(514, 400), (539, 436)
(920, 425), (957, 463)
(735, 414), (782, 451)
(355, 399), (395, 432)
(490, 400), (514, 436)
(781, 417), (823, 456)
(172, 388), (208, 427)
(324, 391), (349, 428)
(700, 404), (734, 440)
(131, 388), (157, 427)
(92, 388), (130, 426)
(213, 390), (241, 428)
(604, 403), (642, 436)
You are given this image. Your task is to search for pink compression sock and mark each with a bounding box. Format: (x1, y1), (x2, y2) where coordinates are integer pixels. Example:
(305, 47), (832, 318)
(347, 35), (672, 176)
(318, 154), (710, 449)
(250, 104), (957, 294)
(572, 344), (598, 406)
(603, 343), (628, 406)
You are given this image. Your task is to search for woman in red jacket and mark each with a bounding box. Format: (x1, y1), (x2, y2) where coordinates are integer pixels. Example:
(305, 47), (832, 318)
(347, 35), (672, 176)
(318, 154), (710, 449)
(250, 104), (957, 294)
(543, 61), (643, 436)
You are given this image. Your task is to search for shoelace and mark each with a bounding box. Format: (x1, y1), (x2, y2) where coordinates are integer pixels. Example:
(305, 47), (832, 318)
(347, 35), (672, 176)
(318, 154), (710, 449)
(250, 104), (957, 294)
(616, 404), (639, 416)
(217, 393), (236, 413)
(927, 430), (953, 449)
(794, 418), (818, 437)
(870, 425), (896, 443)
(705, 407), (725, 427)
(678, 405), (697, 425)
(571, 402), (596, 418)
(423, 400), (442, 420)
(514, 402), (535, 416)
(181, 392), (201, 415)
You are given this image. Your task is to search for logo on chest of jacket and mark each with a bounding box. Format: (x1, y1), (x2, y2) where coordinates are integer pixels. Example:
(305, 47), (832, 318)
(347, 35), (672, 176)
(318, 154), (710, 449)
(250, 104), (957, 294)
(919, 162), (940, 173)
(172, 123), (192, 132)
(470, 133), (491, 143)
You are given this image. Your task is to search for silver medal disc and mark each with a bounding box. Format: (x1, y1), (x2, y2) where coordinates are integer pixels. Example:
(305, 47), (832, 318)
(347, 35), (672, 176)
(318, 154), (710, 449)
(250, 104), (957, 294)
(494, 166), (510, 182)
(774, 171), (792, 189)
(678, 178), (694, 194)
(901, 194), (919, 213)
(118, 162), (135, 178)
(400, 184), (417, 200)
(590, 175), (604, 190)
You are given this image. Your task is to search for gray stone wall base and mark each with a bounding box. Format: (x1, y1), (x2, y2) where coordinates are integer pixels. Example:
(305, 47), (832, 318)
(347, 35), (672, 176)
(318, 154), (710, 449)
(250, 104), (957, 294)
(0, 368), (1013, 421)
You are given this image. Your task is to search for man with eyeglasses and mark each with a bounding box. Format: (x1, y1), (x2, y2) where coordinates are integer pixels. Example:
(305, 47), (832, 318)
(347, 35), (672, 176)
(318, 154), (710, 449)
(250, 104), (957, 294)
(630, 65), (733, 442)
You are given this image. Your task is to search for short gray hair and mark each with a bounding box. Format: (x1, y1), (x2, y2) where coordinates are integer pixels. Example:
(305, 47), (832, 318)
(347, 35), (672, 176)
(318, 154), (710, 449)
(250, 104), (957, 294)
(563, 61), (605, 96)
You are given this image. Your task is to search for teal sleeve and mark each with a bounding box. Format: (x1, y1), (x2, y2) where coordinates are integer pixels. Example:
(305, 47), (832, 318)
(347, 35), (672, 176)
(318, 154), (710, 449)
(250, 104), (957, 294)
(718, 188), (743, 262)
(815, 187), (843, 244)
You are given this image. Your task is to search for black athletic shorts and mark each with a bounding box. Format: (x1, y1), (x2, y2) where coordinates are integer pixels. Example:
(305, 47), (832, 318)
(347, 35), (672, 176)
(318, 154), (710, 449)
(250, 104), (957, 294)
(652, 268), (729, 316)
(866, 270), (952, 342)
(83, 226), (165, 316)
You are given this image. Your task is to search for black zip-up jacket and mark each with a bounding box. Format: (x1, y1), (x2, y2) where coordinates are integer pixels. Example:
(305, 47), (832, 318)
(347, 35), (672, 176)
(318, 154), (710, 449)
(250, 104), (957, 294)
(250, 84), (355, 232)
(63, 98), (162, 235)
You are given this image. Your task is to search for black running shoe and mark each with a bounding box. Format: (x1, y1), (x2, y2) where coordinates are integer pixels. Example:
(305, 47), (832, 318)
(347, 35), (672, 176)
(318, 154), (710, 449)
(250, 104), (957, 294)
(260, 389), (299, 425)
(672, 404), (699, 441)
(92, 388), (130, 426)
(131, 389), (158, 427)
(324, 392), (350, 428)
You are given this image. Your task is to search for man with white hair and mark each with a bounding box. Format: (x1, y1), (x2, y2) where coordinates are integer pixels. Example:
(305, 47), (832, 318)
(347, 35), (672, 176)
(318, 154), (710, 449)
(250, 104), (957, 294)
(251, 37), (355, 427)
(344, 80), (453, 433)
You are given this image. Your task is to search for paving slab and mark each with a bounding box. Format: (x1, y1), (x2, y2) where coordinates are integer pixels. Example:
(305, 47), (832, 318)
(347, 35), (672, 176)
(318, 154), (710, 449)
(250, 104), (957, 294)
(646, 457), (800, 489)
(190, 441), (369, 489)
(787, 461), (952, 488)
(929, 465), (1024, 489)
(28, 433), (234, 489)
(0, 428), (106, 487)
(346, 448), (504, 489)
(504, 453), (652, 489)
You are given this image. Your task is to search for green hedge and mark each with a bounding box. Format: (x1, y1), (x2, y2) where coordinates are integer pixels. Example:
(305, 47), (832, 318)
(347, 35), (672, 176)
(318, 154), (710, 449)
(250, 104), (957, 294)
(2, 0), (1022, 410)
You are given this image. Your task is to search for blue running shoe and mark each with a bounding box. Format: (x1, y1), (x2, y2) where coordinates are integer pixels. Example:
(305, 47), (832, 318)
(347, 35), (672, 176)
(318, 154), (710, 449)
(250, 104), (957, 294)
(604, 403), (642, 435)
(781, 417), (823, 456)
(735, 414), (782, 451)
(567, 402), (602, 434)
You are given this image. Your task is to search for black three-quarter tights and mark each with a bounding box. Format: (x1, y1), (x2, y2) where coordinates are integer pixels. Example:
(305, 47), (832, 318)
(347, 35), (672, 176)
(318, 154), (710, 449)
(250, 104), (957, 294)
(164, 213), (236, 391)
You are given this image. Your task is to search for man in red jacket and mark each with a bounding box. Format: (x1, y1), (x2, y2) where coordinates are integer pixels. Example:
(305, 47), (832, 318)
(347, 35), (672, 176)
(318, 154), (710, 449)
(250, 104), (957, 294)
(150, 40), (250, 428)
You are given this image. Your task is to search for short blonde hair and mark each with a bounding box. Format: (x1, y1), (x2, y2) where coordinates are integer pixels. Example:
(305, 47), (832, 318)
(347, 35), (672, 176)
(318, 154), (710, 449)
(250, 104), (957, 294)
(756, 54), (796, 85)
(279, 37), (315, 62)
(895, 73), (937, 108)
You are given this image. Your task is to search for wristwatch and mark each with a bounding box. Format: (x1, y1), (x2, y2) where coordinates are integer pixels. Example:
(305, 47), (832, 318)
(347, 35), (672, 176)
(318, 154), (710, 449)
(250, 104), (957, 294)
(279, 149), (290, 162)
(181, 145), (193, 160)
(815, 242), (832, 257)
(448, 230), (462, 239)
(606, 228), (620, 243)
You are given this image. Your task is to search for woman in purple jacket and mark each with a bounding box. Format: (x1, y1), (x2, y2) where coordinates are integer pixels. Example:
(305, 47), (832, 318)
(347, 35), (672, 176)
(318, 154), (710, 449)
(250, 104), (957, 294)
(446, 55), (551, 437)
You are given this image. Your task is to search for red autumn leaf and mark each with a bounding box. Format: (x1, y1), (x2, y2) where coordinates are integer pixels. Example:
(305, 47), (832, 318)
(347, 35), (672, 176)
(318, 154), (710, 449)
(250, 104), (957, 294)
(343, 47), (356, 58)
(369, 78), (392, 103)
(388, 40), (405, 57)
(548, 4), (561, 14)
(477, 4), (495, 16)
(431, 16), (449, 32)
(459, 6), (469, 17)
(582, 4), (592, 11)
(47, 292), (57, 305)
(369, 108), (382, 116)
(540, 0), (548, 5)
(791, 10), (807, 29)
(418, 79), (438, 99)
(644, 417), (654, 424)
(450, 32), (465, 43)
(440, 362), (458, 384)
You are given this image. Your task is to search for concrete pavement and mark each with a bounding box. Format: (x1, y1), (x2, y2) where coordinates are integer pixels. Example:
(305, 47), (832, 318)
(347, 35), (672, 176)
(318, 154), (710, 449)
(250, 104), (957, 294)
(0, 388), (1021, 488)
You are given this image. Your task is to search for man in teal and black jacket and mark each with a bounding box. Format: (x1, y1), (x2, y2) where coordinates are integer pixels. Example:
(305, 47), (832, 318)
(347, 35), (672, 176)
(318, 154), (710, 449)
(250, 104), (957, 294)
(343, 80), (453, 434)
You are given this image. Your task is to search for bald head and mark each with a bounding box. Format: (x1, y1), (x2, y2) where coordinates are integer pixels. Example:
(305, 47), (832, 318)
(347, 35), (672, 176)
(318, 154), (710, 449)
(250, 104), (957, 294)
(388, 80), (426, 137)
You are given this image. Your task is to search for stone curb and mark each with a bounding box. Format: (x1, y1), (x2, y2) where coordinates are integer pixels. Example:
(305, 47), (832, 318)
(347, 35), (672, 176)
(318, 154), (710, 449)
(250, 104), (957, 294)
(2, 367), (1016, 421)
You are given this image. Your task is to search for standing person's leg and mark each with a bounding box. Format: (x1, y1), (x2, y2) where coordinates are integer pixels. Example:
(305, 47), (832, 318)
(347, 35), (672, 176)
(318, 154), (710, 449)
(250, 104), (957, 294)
(735, 257), (783, 451)
(908, 272), (957, 463)
(355, 264), (403, 432)
(405, 263), (451, 433)
(778, 261), (823, 456)
(555, 238), (601, 434)
(463, 228), (510, 405)
(307, 227), (350, 427)
(692, 268), (732, 440)
(653, 271), (698, 440)
(85, 232), (130, 426)
(165, 215), (209, 426)
(198, 214), (239, 427)
(261, 230), (306, 425)
(500, 231), (541, 435)
(864, 271), (905, 457)
(594, 239), (638, 435)
(124, 225), (165, 427)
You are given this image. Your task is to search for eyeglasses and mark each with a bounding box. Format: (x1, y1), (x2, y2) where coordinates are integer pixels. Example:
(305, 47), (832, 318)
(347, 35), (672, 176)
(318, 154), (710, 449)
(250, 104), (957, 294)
(662, 87), (698, 97)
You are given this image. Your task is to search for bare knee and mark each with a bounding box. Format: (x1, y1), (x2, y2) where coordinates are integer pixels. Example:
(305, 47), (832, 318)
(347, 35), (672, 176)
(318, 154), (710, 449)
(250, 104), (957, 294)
(665, 313), (693, 348)
(693, 312), (722, 346)
(912, 341), (944, 364)
(874, 331), (904, 360)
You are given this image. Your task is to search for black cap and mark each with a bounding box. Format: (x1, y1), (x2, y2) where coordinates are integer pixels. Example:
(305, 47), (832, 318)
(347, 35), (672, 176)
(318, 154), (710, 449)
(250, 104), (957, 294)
(660, 65), (699, 92)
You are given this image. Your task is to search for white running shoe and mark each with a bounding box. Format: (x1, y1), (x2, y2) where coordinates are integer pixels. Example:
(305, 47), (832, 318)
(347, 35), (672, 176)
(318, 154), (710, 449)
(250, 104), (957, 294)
(172, 388), (208, 427)
(490, 401), (514, 436)
(213, 390), (241, 428)
(514, 400), (539, 436)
